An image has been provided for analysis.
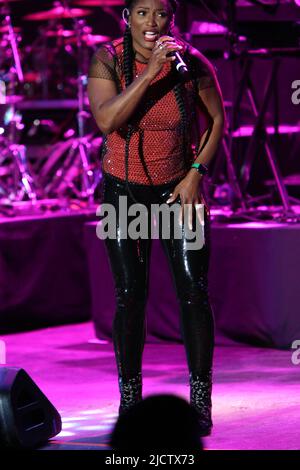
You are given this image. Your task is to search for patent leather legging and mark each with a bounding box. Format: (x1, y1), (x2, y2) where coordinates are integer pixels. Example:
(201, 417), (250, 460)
(102, 171), (215, 381)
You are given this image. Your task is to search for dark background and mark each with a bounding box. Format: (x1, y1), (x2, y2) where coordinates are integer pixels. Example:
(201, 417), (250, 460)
(1, 0), (300, 198)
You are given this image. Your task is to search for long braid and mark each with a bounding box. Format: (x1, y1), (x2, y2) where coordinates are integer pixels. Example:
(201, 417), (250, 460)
(173, 80), (191, 170)
(191, 77), (201, 159)
(123, 24), (140, 204)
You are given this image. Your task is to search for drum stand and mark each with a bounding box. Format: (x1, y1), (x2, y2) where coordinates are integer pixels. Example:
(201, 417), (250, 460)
(44, 6), (101, 205)
(0, 7), (38, 204)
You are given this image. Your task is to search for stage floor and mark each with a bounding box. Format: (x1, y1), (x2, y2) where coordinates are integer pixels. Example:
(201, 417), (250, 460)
(2, 322), (300, 450)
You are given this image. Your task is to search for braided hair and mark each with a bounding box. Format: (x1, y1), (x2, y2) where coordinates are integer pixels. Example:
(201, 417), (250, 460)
(123, 0), (199, 204)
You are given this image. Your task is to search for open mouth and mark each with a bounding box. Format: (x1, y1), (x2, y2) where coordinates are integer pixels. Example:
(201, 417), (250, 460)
(143, 31), (159, 42)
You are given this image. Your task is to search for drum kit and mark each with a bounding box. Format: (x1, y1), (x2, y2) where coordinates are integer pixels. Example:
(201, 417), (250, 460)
(1, 0), (299, 220)
(0, 0), (123, 211)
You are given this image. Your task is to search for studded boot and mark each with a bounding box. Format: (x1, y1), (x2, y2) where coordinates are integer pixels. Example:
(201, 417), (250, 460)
(118, 372), (143, 416)
(189, 370), (213, 437)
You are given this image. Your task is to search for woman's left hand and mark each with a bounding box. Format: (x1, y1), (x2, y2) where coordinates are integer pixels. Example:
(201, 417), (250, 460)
(166, 170), (206, 230)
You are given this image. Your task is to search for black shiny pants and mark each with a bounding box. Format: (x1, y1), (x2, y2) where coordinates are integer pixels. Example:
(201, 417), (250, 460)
(101, 172), (215, 381)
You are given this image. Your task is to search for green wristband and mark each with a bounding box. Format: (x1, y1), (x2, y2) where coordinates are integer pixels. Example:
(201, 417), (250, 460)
(191, 163), (208, 175)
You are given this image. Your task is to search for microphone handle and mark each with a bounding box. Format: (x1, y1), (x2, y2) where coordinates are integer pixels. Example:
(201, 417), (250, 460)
(166, 51), (189, 76)
(174, 52), (188, 74)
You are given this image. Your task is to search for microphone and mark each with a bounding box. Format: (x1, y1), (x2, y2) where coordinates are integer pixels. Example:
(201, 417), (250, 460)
(172, 51), (189, 76)
(165, 36), (189, 77)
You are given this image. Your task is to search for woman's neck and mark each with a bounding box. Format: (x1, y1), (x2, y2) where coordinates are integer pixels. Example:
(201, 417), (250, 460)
(133, 48), (149, 64)
(131, 39), (151, 63)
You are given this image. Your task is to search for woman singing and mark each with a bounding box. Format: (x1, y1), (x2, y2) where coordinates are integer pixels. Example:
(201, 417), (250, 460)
(88, 0), (225, 436)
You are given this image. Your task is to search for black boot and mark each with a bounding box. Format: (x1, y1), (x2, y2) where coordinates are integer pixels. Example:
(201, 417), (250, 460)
(189, 370), (213, 437)
(118, 372), (142, 416)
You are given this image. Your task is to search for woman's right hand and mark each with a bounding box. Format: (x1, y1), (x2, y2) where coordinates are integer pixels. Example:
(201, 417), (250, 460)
(143, 36), (184, 81)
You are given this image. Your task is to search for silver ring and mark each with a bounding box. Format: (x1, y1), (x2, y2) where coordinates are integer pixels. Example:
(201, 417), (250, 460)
(159, 43), (164, 50)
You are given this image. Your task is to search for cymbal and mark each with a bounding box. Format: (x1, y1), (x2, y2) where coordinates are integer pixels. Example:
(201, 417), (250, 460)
(0, 95), (24, 104)
(46, 29), (75, 38)
(23, 71), (41, 82)
(0, 165), (14, 177)
(73, 0), (124, 6)
(23, 7), (92, 21)
(82, 34), (111, 45)
(0, 25), (21, 33)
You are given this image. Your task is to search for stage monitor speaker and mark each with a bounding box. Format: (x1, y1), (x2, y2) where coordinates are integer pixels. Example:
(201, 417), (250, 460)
(0, 367), (62, 449)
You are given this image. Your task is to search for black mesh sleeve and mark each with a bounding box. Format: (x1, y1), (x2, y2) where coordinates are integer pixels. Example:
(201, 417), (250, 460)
(88, 44), (118, 81)
(187, 47), (216, 91)
(197, 73), (215, 91)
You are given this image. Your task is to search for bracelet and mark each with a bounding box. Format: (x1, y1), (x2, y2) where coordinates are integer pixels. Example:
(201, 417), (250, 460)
(191, 162), (209, 176)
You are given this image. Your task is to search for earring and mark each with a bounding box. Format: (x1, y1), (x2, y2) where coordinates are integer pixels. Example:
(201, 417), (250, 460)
(122, 8), (130, 26)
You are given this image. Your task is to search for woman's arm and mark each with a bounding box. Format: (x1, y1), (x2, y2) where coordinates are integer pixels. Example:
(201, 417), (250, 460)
(87, 73), (153, 135)
(87, 39), (183, 134)
(190, 84), (226, 172)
